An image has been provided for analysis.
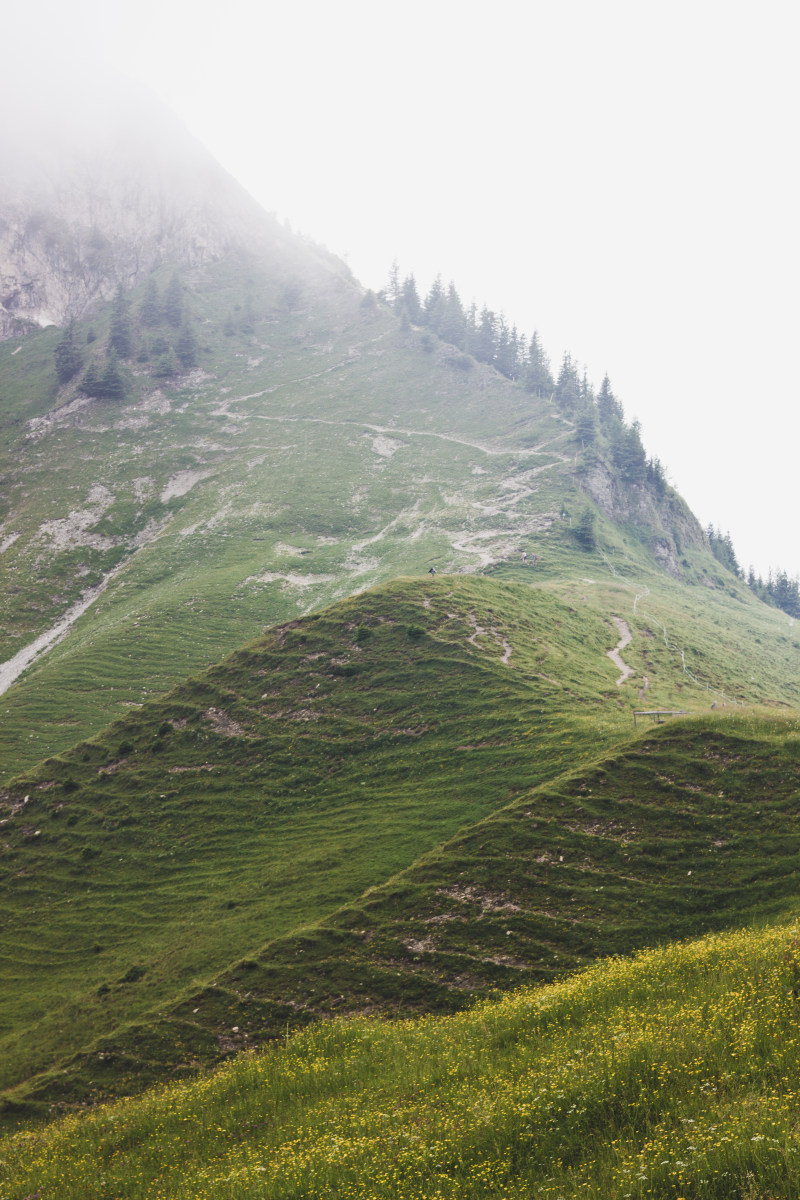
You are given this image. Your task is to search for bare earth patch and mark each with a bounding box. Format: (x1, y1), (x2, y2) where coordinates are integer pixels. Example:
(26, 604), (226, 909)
(203, 707), (247, 737)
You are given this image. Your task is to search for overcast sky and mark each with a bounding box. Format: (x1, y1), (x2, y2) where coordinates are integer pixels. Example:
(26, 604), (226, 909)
(14, 0), (800, 580)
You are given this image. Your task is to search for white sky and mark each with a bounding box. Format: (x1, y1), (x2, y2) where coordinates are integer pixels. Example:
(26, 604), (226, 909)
(14, 0), (800, 579)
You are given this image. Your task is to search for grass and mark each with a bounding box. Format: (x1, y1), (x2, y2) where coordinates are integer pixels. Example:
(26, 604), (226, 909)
(2, 239), (774, 786)
(4, 919), (800, 1197)
(3, 229), (800, 1190)
(3, 575), (800, 1121)
(0, 576), (633, 1118)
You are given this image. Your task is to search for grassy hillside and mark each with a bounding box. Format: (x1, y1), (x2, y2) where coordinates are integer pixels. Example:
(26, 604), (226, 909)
(0, 249), (570, 781)
(4, 919), (800, 1198)
(0, 576), (632, 1118)
(0, 233), (740, 786)
(2, 574), (800, 1122)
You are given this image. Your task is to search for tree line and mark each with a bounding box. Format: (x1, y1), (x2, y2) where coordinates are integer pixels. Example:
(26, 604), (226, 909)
(382, 262), (667, 495)
(707, 526), (800, 619)
(54, 273), (199, 400)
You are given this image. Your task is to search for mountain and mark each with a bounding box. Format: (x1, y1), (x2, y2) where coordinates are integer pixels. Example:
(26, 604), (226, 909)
(1, 76), (799, 1152)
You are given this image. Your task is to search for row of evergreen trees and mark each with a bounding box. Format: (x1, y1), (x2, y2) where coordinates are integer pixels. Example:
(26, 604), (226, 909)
(54, 273), (199, 399)
(383, 263), (667, 495)
(707, 526), (800, 619)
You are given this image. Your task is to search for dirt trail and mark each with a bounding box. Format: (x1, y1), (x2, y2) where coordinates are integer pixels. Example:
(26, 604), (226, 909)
(467, 611), (513, 666)
(0, 520), (170, 697)
(0, 566), (125, 697)
(607, 616), (635, 686)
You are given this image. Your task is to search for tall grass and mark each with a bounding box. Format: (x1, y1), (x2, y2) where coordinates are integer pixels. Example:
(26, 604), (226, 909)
(3, 921), (800, 1198)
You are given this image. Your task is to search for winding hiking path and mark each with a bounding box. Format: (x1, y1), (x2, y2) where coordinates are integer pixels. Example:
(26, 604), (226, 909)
(607, 616), (636, 686)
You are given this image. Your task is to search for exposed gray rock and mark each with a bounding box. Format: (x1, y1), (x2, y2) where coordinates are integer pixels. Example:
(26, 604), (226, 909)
(0, 72), (276, 338)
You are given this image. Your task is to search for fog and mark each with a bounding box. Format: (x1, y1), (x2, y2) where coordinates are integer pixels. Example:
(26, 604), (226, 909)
(7, 0), (799, 580)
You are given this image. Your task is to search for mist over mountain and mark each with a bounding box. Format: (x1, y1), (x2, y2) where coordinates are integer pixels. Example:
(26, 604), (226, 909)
(0, 67), (274, 336)
(1, 68), (799, 1200)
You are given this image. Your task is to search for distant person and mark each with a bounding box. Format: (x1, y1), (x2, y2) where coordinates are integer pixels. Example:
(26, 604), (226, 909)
(532, 553), (538, 567)
(522, 551), (528, 564)
(428, 566), (436, 575)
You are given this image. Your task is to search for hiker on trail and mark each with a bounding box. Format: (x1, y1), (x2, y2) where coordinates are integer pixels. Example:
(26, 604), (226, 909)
(522, 551), (528, 564)
(428, 566), (436, 575)
(532, 553), (538, 567)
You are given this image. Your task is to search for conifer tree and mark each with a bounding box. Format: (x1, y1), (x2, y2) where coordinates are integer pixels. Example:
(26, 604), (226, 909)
(554, 352), (580, 414)
(474, 307), (497, 365)
(575, 404), (597, 445)
(109, 286), (132, 358)
(176, 320), (199, 369)
(524, 332), (554, 395)
(423, 276), (446, 333)
(400, 275), (423, 324)
(439, 283), (466, 349)
(574, 508), (597, 550)
(80, 359), (102, 397)
(139, 277), (161, 327)
(163, 273), (184, 328)
(386, 259), (401, 307)
(54, 322), (83, 384)
(597, 375), (623, 426)
(155, 346), (180, 377)
(99, 349), (126, 400)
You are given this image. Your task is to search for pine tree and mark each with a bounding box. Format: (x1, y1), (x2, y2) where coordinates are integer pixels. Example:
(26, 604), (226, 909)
(597, 375), (623, 427)
(176, 320), (199, 369)
(109, 286), (132, 358)
(439, 283), (466, 349)
(163, 273), (184, 328)
(54, 322), (83, 384)
(574, 508), (597, 550)
(612, 420), (647, 484)
(646, 456), (667, 498)
(423, 276), (446, 333)
(399, 275), (423, 325)
(554, 352), (580, 414)
(474, 307), (497, 365)
(80, 360), (103, 397)
(575, 404), (597, 445)
(155, 346), (180, 377)
(99, 349), (126, 400)
(386, 260), (401, 307)
(139, 277), (161, 327)
(524, 332), (554, 395)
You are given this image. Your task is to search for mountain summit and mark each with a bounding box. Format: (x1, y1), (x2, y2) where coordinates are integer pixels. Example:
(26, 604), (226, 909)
(0, 69), (273, 337)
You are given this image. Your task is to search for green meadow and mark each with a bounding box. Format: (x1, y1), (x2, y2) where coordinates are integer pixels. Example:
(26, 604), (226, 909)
(4, 919), (800, 1199)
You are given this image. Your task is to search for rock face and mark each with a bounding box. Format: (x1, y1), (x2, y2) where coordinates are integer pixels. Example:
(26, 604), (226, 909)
(579, 459), (705, 578)
(0, 73), (274, 338)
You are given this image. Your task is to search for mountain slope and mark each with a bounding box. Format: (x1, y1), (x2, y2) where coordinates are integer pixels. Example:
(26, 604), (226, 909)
(2, 575), (799, 1120)
(4, 920), (800, 1199)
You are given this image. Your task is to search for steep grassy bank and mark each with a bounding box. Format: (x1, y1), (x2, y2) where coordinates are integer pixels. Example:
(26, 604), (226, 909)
(4, 920), (800, 1198)
(0, 576), (633, 1117)
(31, 708), (798, 1119)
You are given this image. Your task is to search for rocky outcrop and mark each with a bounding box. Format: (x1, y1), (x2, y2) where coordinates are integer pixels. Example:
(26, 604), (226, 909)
(0, 76), (277, 338)
(578, 458), (705, 578)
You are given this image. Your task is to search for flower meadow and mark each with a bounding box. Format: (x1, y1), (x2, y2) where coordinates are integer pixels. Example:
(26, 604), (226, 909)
(4, 922), (800, 1199)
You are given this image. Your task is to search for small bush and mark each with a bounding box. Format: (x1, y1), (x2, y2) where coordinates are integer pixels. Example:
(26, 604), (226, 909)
(120, 965), (146, 984)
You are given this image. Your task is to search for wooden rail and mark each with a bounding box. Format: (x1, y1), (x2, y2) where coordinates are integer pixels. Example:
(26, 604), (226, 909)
(633, 709), (687, 728)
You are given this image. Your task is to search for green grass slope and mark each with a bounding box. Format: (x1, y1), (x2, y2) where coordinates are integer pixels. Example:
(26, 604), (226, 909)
(0, 249), (574, 782)
(0, 235), (737, 786)
(35, 708), (799, 1123)
(0, 575), (635, 1120)
(4, 919), (800, 1198)
(3, 573), (800, 1123)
